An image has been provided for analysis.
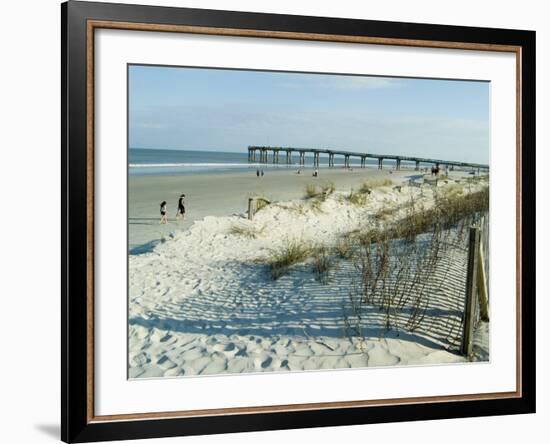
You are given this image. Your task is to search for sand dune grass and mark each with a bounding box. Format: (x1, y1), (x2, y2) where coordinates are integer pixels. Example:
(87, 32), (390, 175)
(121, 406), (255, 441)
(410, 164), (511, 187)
(345, 178), (393, 206)
(359, 178), (393, 193)
(229, 223), (264, 238)
(268, 239), (314, 280)
(312, 247), (333, 284)
(346, 190), (369, 205)
(305, 181), (336, 200)
(377, 186), (489, 243)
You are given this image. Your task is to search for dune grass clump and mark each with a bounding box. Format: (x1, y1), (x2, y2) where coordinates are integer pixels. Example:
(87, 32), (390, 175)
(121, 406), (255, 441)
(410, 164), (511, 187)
(359, 178), (393, 193)
(333, 238), (354, 259)
(268, 239), (312, 280)
(229, 224), (264, 239)
(436, 186), (488, 226)
(305, 181), (336, 201)
(305, 184), (320, 199)
(312, 247), (333, 284)
(358, 183), (373, 195)
(311, 199), (324, 214)
(345, 179), (393, 206)
(347, 189), (369, 206)
(321, 181), (336, 198)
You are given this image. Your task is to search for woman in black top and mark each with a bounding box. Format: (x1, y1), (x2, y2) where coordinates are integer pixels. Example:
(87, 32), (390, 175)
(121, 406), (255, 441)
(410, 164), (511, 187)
(176, 194), (186, 220)
(159, 201), (168, 224)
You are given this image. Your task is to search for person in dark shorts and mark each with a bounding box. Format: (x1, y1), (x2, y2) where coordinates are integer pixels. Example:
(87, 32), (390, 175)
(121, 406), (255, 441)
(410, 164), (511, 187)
(159, 201), (168, 224)
(176, 194), (186, 220)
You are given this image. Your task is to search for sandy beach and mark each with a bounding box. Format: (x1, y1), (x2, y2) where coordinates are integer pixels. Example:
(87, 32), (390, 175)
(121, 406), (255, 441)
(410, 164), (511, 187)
(130, 167), (429, 250)
(128, 167), (489, 378)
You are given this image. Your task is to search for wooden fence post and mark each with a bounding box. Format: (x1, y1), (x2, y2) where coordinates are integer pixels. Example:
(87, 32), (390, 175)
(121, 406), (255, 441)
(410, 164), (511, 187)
(477, 233), (490, 322)
(462, 226), (480, 356)
(248, 198), (255, 220)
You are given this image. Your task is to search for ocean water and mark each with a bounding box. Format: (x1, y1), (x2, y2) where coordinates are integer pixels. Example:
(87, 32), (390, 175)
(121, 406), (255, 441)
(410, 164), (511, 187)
(129, 148), (410, 176)
(130, 148), (255, 175)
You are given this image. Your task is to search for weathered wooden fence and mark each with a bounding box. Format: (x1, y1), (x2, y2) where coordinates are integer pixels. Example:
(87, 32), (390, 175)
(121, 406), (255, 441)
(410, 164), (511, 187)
(461, 215), (490, 355)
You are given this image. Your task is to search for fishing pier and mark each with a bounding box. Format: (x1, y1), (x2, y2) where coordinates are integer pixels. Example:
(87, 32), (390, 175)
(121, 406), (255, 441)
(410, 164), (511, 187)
(247, 146), (489, 171)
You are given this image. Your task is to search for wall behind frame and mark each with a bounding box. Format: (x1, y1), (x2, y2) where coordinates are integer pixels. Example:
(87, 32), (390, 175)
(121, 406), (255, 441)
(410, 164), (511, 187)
(0, 0), (546, 443)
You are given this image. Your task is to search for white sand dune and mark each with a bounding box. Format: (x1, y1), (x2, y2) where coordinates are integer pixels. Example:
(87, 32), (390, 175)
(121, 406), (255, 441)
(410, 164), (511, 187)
(129, 173), (489, 378)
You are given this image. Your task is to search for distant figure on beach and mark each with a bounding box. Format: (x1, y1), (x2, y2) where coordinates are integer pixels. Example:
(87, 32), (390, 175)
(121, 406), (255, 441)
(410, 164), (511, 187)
(256, 169), (260, 177)
(261, 169), (265, 177)
(159, 201), (168, 224)
(176, 194), (186, 220)
(296, 169), (301, 174)
(313, 168), (319, 177)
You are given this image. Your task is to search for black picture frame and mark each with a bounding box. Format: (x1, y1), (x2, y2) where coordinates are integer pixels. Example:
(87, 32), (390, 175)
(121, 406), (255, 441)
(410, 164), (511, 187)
(62, 1), (536, 442)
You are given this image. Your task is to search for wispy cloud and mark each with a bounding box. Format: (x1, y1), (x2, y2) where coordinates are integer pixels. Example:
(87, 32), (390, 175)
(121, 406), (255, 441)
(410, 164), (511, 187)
(317, 76), (400, 91)
(281, 76), (400, 91)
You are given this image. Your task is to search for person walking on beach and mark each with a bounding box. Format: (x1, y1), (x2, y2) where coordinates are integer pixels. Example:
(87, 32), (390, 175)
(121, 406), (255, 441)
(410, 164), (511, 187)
(256, 169), (260, 177)
(175, 194), (186, 220)
(159, 201), (168, 224)
(261, 169), (264, 177)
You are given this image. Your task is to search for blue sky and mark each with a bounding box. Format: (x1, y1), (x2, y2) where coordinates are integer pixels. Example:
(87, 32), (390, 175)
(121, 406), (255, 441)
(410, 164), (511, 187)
(129, 65), (490, 163)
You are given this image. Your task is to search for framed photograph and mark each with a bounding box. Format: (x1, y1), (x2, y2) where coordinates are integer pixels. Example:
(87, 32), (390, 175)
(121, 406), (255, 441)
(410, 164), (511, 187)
(62, 1), (535, 442)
